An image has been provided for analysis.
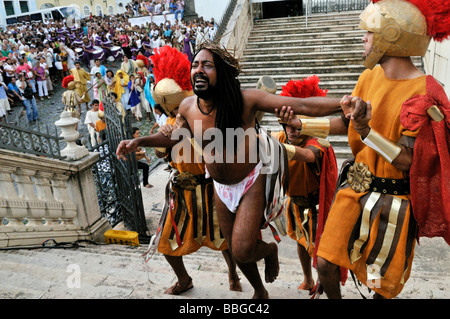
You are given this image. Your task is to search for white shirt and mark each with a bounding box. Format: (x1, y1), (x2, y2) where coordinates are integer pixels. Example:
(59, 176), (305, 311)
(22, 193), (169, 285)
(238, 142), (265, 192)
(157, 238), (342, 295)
(84, 109), (100, 129)
(156, 113), (168, 127)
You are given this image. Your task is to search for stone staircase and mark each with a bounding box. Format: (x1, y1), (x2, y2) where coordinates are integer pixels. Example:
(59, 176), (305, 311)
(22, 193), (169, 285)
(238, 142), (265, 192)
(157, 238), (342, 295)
(0, 163), (449, 300)
(239, 11), (366, 165)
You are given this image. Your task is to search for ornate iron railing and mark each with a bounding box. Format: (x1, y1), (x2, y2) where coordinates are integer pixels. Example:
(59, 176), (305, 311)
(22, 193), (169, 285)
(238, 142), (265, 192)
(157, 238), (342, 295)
(88, 99), (149, 242)
(308, 0), (369, 14)
(0, 121), (65, 160)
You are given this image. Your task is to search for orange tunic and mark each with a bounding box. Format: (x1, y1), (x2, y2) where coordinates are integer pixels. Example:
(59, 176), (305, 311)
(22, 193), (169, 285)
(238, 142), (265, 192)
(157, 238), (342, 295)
(317, 66), (425, 298)
(276, 131), (324, 256)
(157, 117), (227, 256)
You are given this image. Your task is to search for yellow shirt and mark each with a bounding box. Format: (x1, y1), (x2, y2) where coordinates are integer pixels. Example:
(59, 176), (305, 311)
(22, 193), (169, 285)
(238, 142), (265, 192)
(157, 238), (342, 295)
(95, 120), (106, 132)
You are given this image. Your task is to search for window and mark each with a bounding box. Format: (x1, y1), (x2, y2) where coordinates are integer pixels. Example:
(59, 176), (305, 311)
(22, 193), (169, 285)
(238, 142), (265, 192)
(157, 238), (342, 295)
(17, 15), (31, 23)
(4, 1), (15, 15)
(31, 13), (42, 21)
(108, 5), (115, 15)
(83, 5), (91, 16)
(20, 1), (29, 13)
(95, 5), (102, 16)
(52, 10), (63, 20)
(6, 17), (17, 24)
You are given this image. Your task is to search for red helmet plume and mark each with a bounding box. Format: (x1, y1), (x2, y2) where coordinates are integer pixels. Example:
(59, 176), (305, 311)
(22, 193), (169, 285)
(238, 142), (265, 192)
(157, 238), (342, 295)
(371, 0), (450, 41)
(150, 46), (192, 91)
(280, 75), (328, 98)
(62, 75), (74, 89)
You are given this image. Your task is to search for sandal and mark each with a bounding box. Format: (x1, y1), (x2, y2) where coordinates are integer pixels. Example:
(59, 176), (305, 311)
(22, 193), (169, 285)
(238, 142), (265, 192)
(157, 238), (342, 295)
(164, 277), (193, 295)
(144, 184), (153, 188)
(298, 281), (315, 291)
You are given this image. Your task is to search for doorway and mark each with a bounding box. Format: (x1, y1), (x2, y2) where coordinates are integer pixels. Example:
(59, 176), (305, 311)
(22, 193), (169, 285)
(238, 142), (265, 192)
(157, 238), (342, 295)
(262, 0), (303, 19)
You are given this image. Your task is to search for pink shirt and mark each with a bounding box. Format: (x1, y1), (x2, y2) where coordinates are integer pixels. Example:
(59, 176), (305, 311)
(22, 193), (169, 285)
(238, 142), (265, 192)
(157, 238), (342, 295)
(119, 35), (129, 47)
(16, 64), (32, 77)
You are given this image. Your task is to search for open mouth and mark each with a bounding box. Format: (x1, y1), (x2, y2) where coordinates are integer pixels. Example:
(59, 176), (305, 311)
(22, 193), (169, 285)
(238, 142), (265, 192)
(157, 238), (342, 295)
(194, 75), (209, 88)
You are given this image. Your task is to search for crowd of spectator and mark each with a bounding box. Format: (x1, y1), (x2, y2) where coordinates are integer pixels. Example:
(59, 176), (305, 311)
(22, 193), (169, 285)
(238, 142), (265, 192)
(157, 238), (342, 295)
(0, 0), (219, 124)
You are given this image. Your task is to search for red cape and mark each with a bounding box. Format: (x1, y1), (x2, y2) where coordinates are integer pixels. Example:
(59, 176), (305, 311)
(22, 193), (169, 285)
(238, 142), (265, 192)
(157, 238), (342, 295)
(400, 75), (450, 245)
(311, 140), (348, 285)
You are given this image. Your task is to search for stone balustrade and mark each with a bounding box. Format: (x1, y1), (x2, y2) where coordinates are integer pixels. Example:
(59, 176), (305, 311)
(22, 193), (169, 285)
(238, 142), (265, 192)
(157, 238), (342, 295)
(0, 147), (111, 248)
(220, 0), (253, 59)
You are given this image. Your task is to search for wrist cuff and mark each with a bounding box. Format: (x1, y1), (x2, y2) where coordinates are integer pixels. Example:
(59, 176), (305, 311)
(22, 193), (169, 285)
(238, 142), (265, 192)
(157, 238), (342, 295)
(298, 119), (330, 138)
(283, 143), (296, 160)
(361, 128), (401, 163)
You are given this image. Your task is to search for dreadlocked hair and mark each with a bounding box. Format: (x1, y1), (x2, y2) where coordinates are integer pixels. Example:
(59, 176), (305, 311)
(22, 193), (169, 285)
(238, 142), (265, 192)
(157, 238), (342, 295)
(194, 41), (244, 135)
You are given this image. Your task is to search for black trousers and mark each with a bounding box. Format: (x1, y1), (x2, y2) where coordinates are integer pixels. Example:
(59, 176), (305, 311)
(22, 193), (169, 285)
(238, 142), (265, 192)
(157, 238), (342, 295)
(137, 161), (149, 186)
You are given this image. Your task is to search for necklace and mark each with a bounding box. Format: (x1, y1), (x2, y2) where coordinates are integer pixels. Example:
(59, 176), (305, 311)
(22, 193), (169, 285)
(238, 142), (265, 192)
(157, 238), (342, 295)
(197, 97), (214, 116)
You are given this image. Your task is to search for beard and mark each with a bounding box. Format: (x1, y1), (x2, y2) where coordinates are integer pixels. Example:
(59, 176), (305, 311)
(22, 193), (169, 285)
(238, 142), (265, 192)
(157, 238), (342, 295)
(192, 74), (217, 100)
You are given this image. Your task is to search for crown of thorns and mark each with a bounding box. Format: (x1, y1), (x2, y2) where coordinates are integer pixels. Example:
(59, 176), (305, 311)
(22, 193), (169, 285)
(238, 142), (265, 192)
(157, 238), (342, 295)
(196, 41), (242, 77)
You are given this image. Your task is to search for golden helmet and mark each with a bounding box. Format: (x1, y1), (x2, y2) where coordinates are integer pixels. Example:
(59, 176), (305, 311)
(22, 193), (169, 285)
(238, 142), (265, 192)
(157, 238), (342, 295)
(359, 0), (431, 69)
(152, 78), (194, 116)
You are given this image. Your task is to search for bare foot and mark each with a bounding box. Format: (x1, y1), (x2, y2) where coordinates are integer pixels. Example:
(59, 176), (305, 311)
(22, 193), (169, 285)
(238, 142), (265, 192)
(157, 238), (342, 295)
(252, 288), (269, 299)
(229, 277), (242, 292)
(264, 242), (279, 283)
(163, 277), (193, 295)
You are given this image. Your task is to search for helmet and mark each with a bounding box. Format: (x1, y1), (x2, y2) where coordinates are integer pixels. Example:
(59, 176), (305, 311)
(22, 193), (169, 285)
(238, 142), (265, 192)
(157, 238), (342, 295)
(359, 0), (431, 69)
(152, 78), (194, 116)
(150, 46), (193, 117)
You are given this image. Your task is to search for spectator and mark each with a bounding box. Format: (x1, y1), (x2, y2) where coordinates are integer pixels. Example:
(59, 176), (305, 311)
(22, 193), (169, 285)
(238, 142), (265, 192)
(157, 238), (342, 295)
(84, 99), (100, 146)
(7, 76), (23, 106)
(16, 73), (38, 122)
(0, 76), (11, 118)
(33, 59), (49, 100)
(150, 103), (168, 133)
(95, 110), (107, 142)
(175, 0), (185, 21)
(132, 127), (153, 188)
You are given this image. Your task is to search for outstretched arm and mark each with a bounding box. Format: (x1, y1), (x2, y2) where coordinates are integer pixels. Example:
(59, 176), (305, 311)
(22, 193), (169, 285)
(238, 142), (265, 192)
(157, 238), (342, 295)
(244, 88), (342, 118)
(116, 130), (179, 160)
(275, 104), (348, 136)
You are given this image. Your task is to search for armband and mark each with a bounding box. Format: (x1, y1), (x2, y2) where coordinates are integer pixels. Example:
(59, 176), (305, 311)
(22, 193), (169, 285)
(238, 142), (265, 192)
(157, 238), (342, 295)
(361, 128), (401, 163)
(155, 147), (167, 153)
(298, 119), (330, 138)
(283, 143), (296, 160)
(427, 105), (444, 122)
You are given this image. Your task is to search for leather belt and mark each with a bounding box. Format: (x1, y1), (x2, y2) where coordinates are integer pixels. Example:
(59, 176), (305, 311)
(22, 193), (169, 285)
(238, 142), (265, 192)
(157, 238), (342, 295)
(347, 162), (410, 195)
(369, 176), (410, 195)
(173, 171), (212, 190)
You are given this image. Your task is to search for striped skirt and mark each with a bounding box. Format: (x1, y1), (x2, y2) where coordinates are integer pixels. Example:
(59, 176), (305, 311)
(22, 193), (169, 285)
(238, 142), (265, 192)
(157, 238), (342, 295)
(156, 172), (227, 256)
(317, 184), (417, 298)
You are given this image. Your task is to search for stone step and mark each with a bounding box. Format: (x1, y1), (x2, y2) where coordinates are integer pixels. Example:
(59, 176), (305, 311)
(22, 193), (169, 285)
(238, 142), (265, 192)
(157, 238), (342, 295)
(249, 29), (365, 42)
(0, 231), (336, 299)
(253, 15), (362, 29)
(240, 64), (365, 76)
(253, 12), (362, 26)
(251, 24), (361, 35)
(239, 72), (361, 86)
(243, 43), (365, 55)
(242, 78), (356, 88)
(241, 50), (363, 62)
(246, 36), (362, 49)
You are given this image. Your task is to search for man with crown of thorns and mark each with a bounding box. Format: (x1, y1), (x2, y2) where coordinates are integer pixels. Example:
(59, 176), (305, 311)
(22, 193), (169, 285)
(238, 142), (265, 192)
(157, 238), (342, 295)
(117, 41), (347, 298)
